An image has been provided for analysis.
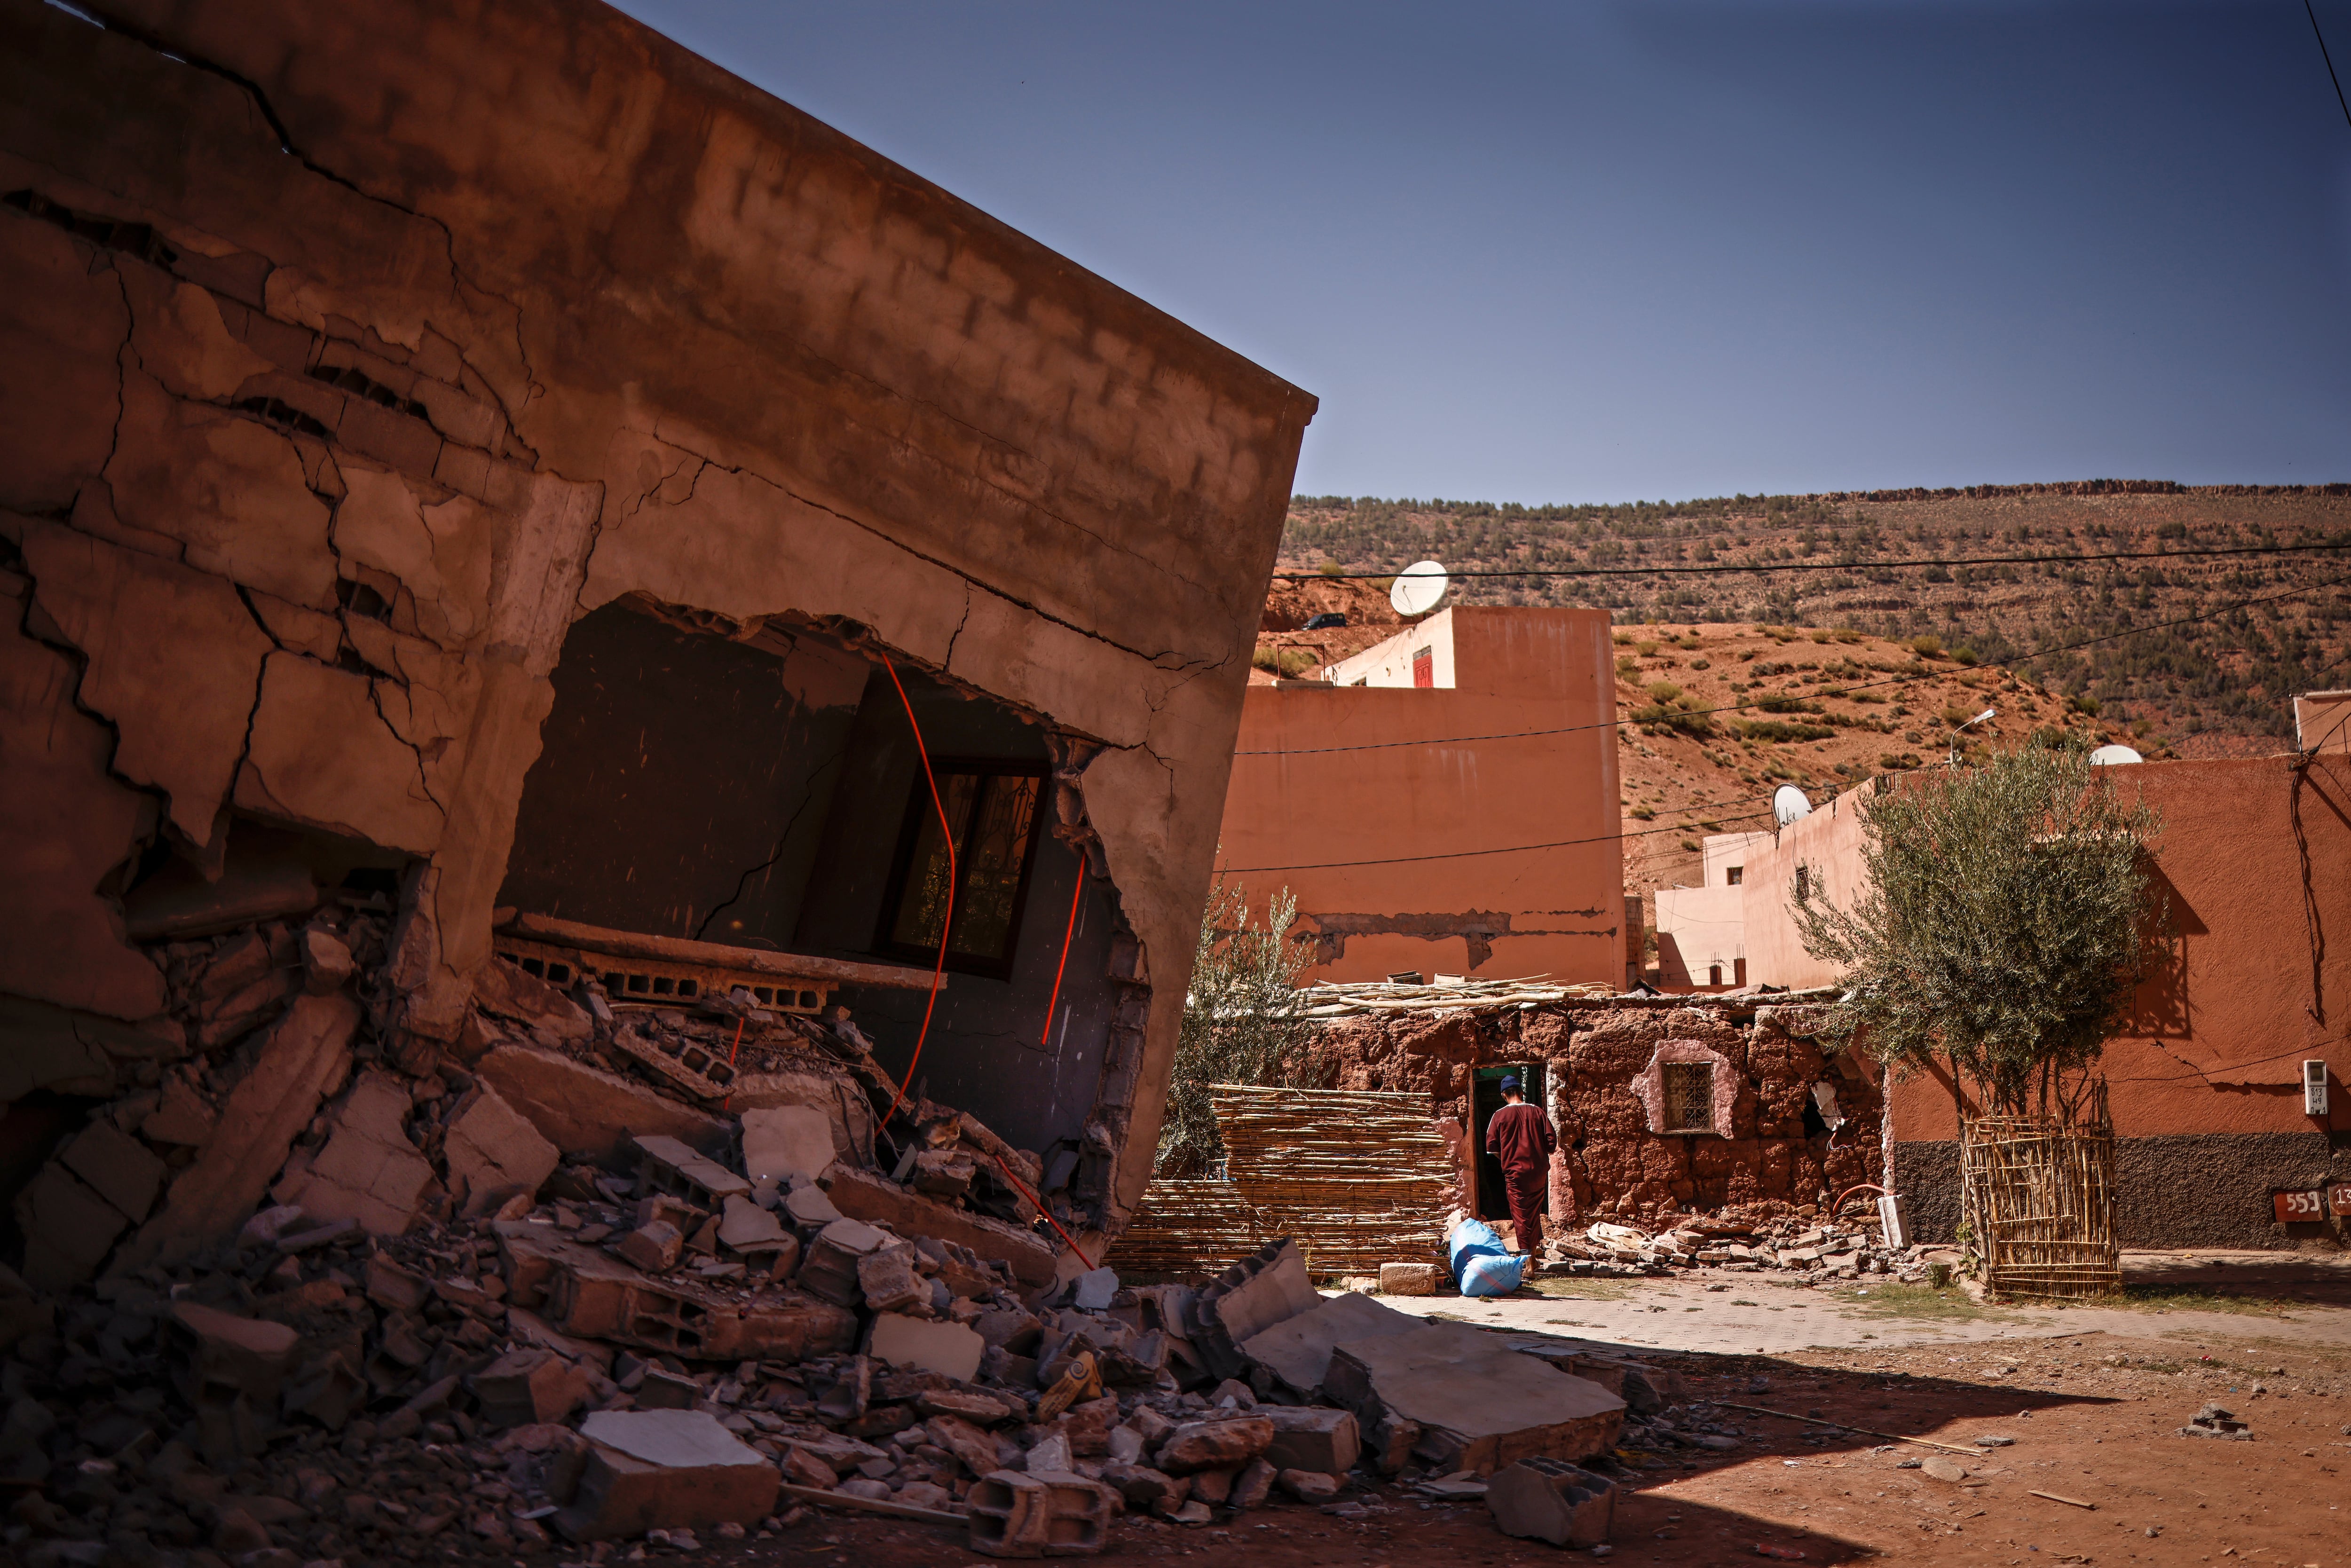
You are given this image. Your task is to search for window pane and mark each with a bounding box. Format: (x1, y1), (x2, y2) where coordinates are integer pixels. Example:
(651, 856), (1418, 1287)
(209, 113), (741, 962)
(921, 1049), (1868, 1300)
(1664, 1062), (1713, 1132)
(889, 773), (979, 951)
(947, 773), (1041, 961)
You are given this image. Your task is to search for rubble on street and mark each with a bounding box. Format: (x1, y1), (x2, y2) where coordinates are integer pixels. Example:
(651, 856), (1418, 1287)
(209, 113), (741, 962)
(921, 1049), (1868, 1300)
(0, 912), (1687, 1565)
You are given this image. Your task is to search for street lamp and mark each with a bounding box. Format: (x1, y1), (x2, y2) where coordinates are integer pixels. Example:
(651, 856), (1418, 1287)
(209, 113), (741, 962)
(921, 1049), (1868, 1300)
(1948, 705), (1996, 766)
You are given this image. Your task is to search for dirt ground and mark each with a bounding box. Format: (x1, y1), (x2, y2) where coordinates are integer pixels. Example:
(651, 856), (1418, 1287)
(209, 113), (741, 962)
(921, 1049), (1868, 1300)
(682, 1260), (2351, 1568)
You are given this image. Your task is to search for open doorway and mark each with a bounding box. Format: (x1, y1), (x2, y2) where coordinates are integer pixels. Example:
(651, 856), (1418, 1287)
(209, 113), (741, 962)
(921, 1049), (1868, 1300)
(1471, 1062), (1548, 1223)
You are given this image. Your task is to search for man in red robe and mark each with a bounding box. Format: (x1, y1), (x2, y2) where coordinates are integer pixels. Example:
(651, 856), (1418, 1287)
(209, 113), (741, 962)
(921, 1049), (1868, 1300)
(1484, 1074), (1555, 1255)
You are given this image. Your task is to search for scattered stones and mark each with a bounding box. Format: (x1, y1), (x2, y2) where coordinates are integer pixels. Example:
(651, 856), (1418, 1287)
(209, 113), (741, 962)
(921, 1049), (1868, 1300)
(2180, 1404), (2253, 1441)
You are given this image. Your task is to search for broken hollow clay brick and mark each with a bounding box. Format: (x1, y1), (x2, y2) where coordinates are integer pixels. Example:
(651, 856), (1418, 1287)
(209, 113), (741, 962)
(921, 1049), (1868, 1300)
(966, 1468), (1115, 1559)
(634, 1133), (751, 1207)
(1485, 1457), (1617, 1548)
(554, 1410), (780, 1541)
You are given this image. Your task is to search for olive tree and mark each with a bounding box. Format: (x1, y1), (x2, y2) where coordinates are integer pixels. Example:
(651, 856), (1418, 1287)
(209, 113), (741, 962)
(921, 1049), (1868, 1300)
(1792, 740), (2163, 1119)
(1156, 881), (1317, 1177)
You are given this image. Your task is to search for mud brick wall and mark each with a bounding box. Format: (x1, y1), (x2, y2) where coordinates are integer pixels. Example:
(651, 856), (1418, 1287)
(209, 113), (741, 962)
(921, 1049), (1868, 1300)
(0, 0), (1314, 1240)
(1300, 1001), (1886, 1230)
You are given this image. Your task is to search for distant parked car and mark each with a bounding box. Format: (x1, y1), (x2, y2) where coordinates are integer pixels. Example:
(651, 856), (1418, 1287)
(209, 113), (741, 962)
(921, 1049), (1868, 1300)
(1304, 612), (1348, 630)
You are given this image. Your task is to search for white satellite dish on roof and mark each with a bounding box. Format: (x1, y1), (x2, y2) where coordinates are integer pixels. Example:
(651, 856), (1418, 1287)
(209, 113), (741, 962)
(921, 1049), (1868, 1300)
(1773, 785), (1814, 827)
(1390, 560), (1449, 617)
(2087, 744), (2143, 767)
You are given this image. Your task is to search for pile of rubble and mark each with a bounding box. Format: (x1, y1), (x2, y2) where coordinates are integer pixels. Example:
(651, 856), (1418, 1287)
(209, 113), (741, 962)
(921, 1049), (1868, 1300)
(0, 903), (1673, 1561)
(1535, 1211), (1936, 1284)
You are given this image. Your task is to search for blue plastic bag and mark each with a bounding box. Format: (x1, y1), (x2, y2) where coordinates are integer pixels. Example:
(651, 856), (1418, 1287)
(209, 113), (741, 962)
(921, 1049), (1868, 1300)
(1460, 1251), (1528, 1297)
(1446, 1217), (1527, 1296)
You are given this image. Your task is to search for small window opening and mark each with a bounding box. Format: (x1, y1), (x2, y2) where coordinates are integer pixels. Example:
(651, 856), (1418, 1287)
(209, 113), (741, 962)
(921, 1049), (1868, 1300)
(1726, 865), (1744, 886)
(1412, 647), (1434, 688)
(1662, 1062), (1715, 1133)
(876, 760), (1048, 978)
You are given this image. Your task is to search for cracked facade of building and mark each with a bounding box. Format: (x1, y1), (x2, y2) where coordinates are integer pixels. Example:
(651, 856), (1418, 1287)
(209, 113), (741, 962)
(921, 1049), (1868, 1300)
(0, 0), (1313, 1254)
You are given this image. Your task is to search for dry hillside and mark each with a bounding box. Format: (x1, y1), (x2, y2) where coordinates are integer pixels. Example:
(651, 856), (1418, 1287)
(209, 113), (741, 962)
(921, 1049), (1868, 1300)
(1278, 482), (2351, 747)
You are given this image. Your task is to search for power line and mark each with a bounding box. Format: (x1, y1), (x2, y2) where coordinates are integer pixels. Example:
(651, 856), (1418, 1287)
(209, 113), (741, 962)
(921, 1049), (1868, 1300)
(1269, 536), (2351, 582)
(1215, 807), (1780, 875)
(2310, 0), (2351, 133)
(1234, 568), (2349, 757)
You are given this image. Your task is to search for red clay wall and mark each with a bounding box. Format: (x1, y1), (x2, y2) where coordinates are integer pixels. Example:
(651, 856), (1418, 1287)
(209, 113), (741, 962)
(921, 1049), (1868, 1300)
(1215, 607), (1623, 984)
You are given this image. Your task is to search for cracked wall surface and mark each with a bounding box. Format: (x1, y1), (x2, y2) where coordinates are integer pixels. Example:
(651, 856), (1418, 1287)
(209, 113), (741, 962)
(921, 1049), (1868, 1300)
(0, 0), (1312, 1232)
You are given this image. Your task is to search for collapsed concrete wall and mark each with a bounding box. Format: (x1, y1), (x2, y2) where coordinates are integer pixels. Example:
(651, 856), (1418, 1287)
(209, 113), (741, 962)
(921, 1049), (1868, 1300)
(0, 0), (1314, 1272)
(1298, 997), (1885, 1232)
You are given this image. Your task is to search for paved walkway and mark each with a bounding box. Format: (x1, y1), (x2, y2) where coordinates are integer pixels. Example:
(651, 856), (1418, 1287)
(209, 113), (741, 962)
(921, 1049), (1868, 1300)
(1369, 1250), (2351, 1356)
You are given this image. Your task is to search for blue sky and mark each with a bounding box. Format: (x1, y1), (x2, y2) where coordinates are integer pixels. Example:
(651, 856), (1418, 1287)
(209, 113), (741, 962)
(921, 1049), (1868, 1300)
(609, 1), (2351, 504)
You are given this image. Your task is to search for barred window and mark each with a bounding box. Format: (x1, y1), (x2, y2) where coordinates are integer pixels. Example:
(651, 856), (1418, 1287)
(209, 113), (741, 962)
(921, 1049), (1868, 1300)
(1662, 1062), (1715, 1134)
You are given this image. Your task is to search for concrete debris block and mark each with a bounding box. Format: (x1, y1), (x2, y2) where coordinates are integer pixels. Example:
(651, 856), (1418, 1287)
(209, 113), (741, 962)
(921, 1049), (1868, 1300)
(172, 1302), (299, 1406)
(532, 1236), (856, 1361)
(280, 1349), (366, 1430)
(364, 1255), (430, 1313)
(12, 1165), (129, 1290)
(1239, 1289), (1419, 1398)
(615, 1221), (683, 1273)
(1277, 1468), (1339, 1502)
(926, 1413), (1016, 1478)
(858, 1245), (929, 1314)
(1156, 1417), (1273, 1475)
(781, 1445), (838, 1489)
(142, 1079), (218, 1146)
(276, 1068), (433, 1234)
(869, 1312), (986, 1382)
(1189, 1466), (1236, 1505)
(1262, 1406), (1361, 1475)
(1377, 1261), (1438, 1296)
(1188, 1239), (1317, 1380)
(637, 1368), (701, 1410)
(911, 1149), (976, 1201)
(634, 1134), (752, 1207)
(443, 1080), (562, 1215)
(917, 1234), (1004, 1299)
(118, 993), (360, 1271)
(740, 1104), (835, 1184)
(716, 1194), (791, 1254)
(967, 1468), (1114, 1558)
(473, 1348), (590, 1428)
(474, 1045), (731, 1164)
(473, 957), (592, 1043)
(1024, 1433), (1073, 1474)
(1100, 1462), (1188, 1517)
(1070, 1267), (1118, 1312)
(554, 1410), (780, 1541)
(1325, 1320), (1623, 1476)
(2179, 1404), (2252, 1440)
(822, 1165), (1057, 1288)
(57, 1117), (169, 1224)
(797, 1217), (890, 1307)
(1486, 1458), (1616, 1547)
(1919, 1456), (1968, 1481)
(300, 928), (355, 995)
(1230, 1457), (1276, 1511)
(1107, 1425), (1144, 1465)
(917, 1388), (1016, 1425)
(785, 1184), (843, 1226)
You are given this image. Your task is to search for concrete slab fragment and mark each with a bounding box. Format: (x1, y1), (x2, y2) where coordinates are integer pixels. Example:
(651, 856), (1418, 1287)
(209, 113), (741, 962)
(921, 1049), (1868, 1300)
(1239, 1289), (1419, 1397)
(1323, 1321), (1624, 1476)
(277, 1068), (432, 1234)
(740, 1104), (834, 1184)
(445, 1080), (561, 1213)
(557, 1410), (779, 1540)
(868, 1312), (985, 1381)
(473, 1044), (729, 1164)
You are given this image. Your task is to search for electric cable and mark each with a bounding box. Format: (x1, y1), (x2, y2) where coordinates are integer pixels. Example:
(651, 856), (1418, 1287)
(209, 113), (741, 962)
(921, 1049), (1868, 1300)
(1270, 536), (2351, 582)
(2309, 0), (2351, 133)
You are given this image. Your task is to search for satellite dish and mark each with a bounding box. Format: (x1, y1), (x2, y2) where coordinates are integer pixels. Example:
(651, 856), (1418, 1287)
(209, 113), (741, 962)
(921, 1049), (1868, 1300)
(1390, 560), (1449, 617)
(2087, 744), (2143, 767)
(1773, 785), (1814, 827)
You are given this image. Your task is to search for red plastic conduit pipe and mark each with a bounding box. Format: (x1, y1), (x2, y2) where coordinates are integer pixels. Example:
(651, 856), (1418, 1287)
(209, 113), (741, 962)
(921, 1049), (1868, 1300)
(876, 653), (954, 1144)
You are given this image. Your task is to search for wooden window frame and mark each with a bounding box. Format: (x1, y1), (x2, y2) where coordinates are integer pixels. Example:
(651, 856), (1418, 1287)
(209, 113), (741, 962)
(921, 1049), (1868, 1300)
(873, 757), (1050, 981)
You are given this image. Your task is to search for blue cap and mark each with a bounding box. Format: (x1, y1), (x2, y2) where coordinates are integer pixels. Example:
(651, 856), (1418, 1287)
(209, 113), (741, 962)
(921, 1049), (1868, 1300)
(1499, 1074), (1521, 1094)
